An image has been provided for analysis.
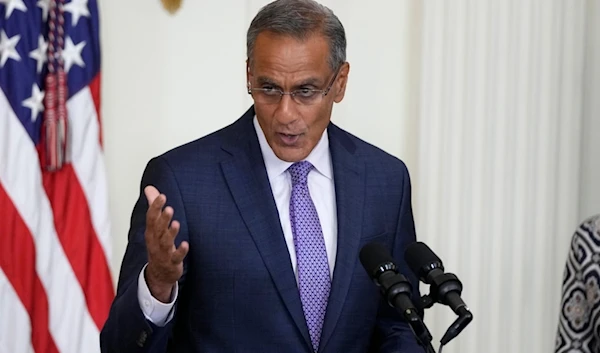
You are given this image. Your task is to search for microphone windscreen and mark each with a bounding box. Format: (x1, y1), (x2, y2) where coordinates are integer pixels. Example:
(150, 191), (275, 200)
(359, 242), (395, 277)
(405, 242), (442, 275)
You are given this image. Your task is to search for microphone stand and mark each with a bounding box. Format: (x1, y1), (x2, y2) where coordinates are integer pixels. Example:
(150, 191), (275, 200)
(400, 309), (436, 353)
(419, 273), (473, 348)
(386, 282), (436, 353)
(405, 242), (474, 351)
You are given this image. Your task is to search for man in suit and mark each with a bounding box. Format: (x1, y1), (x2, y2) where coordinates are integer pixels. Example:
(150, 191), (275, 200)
(100, 0), (425, 352)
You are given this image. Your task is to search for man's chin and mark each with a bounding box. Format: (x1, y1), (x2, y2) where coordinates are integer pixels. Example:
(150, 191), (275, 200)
(273, 146), (310, 163)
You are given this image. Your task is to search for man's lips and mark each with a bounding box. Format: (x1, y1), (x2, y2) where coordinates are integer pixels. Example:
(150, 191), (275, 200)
(277, 132), (302, 145)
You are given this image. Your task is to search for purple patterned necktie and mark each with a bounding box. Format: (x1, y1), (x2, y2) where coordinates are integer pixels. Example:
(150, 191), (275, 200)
(288, 161), (331, 352)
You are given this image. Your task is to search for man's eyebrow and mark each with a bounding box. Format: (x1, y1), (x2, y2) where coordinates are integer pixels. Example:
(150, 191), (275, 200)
(294, 77), (321, 87)
(255, 76), (322, 88)
(256, 76), (279, 86)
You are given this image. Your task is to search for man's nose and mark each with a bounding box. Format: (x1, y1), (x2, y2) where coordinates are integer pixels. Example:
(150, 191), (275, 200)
(273, 94), (298, 125)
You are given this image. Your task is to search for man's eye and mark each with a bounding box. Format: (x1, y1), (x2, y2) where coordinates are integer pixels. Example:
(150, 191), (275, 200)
(261, 87), (279, 95)
(297, 88), (316, 97)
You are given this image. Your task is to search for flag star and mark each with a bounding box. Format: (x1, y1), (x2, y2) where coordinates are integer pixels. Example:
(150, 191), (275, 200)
(62, 0), (89, 26)
(0, 0), (27, 20)
(29, 35), (47, 74)
(0, 30), (21, 67)
(37, 0), (50, 21)
(22, 84), (45, 122)
(61, 36), (85, 73)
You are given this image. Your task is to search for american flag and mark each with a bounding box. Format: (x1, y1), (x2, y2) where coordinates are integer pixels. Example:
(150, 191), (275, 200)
(0, 0), (114, 352)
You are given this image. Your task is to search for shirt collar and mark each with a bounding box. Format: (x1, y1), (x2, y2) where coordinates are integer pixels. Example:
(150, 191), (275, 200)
(253, 115), (333, 180)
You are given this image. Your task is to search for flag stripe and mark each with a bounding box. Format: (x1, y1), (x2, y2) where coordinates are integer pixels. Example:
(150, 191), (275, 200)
(0, 241), (47, 353)
(41, 164), (114, 330)
(0, 268), (35, 353)
(67, 84), (112, 264)
(0, 90), (101, 353)
(88, 74), (102, 146)
(64, 84), (115, 328)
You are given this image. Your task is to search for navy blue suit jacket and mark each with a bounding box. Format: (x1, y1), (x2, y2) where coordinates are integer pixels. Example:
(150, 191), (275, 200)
(100, 106), (424, 353)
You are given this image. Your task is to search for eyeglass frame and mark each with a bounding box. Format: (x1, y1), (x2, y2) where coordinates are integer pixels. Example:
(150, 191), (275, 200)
(246, 66), (342, 105)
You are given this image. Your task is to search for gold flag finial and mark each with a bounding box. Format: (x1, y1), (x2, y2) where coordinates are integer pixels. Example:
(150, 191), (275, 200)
(161, 0), (182, 14)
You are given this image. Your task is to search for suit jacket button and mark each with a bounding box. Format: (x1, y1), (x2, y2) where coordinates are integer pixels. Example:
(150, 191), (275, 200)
(136, 331), (148, 347)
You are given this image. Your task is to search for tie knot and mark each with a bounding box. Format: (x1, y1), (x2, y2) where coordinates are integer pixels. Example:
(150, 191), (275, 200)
(288, 161), (314, 186)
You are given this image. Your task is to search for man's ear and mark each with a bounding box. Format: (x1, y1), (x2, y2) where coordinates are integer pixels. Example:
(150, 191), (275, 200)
(246, 59), (252, 86)
(333, 62), (350, 103)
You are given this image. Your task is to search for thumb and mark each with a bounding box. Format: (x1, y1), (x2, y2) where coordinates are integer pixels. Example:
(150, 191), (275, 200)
(144, 185), (160, 205)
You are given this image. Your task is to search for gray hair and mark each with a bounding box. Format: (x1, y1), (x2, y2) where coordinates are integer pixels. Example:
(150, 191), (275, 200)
(246, 0), (347, 71)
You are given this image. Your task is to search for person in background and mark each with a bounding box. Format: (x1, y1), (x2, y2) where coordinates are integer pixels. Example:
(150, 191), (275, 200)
(556, 213), (600, 352)
(100, 0), (425, 352)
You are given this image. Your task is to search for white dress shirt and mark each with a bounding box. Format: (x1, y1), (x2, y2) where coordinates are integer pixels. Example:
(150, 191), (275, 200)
(137, 116), (338, 326)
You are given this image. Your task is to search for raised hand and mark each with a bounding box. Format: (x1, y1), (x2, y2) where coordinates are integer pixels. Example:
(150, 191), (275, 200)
(143, 185), (189, 303)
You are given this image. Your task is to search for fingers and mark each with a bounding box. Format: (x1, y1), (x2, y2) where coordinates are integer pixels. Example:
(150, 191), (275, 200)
(166, 220), (180, 242)
(156, 206), (174, 242)
(171, 241), (189, 264)
(143, 186), (188, 269)
(144, 189), (181, 246)
(146, 193), (166, 226)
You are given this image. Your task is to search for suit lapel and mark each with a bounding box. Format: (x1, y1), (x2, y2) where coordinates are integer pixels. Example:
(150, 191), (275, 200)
(220, 108), (313, 350)
(220, 111), (365, 352)
(319, 125), (365, 352)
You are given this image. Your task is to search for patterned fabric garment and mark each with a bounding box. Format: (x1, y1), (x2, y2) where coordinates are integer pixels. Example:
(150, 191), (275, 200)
(556, 214), (600, 353)
(288, 161), (331, 352)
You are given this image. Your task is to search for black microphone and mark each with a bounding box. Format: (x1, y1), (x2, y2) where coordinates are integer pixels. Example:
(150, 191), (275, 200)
(359, 242), (434, 352)
(405, 242), (473, 346)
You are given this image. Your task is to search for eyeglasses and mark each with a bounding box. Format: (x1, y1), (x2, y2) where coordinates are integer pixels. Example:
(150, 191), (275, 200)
(247, 67), (341, 106)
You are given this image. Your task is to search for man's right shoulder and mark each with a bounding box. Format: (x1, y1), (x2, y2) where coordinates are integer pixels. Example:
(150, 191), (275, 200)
(152, 106), (255, 169)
